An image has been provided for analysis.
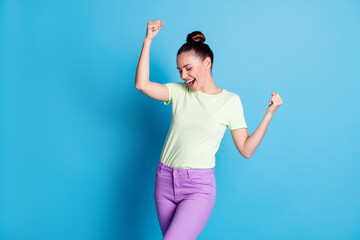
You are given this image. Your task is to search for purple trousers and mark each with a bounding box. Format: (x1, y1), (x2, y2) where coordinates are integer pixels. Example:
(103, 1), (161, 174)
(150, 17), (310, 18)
(154, 161), (216, 240)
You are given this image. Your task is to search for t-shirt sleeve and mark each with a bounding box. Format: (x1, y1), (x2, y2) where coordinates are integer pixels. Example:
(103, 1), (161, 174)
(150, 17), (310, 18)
(228, 95), (247, 130)
(163, 83), (173, 105)
(163, 82), (180, 105)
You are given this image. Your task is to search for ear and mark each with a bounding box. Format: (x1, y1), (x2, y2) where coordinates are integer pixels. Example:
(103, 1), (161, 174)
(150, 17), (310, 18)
(203, 56), (212, 71)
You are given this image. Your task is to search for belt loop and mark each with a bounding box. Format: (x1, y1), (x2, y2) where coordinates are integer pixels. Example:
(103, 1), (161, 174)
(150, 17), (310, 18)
(159, 164), (163, 174)
(213, 168), (216, 175)
(187, 169), (190, 179)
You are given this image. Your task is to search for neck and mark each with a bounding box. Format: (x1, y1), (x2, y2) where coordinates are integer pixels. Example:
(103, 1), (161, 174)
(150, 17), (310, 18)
(198, 74), (222, 94)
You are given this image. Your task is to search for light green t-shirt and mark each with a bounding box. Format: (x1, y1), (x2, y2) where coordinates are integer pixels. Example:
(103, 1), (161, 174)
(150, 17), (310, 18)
(160, 82), (247, 169)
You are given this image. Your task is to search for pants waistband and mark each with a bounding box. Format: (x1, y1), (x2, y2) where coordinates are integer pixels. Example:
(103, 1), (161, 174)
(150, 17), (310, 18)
(157, 161), (216, 175)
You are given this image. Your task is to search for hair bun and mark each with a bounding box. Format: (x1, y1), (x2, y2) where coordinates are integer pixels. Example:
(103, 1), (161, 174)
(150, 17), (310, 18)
(186, 31), (206, 44)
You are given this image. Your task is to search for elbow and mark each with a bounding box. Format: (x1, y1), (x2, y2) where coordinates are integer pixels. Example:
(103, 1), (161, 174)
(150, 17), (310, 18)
(135, 82), (142, 90)
(243, 152), (252, 159)
(135, 80), (148, 91)
(135, 84), (144, 91)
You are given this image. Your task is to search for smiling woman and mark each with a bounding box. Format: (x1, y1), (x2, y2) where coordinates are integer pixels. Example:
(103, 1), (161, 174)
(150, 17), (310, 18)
(175, 31), (222, 94)
(135, 19), (283, 240)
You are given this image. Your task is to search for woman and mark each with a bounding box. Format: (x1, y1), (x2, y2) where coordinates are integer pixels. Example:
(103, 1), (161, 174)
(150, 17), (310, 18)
(135, 20), (283, 240)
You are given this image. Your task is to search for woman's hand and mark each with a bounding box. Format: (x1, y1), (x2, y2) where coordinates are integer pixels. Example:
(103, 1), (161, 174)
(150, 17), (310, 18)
(145, 20), (164, 41)
(266, 91), (283, 117)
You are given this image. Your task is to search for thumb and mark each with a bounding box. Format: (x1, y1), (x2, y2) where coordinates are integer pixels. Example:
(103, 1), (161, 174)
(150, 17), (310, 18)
(161, 22), (164, 27)
(272, 91), (275, 96)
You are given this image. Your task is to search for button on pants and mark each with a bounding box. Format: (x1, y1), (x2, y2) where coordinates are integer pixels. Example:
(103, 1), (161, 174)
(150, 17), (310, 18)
(154, 161), (216, 240)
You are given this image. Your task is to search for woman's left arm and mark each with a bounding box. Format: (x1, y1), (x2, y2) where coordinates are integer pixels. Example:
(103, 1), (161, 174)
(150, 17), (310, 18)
(231, 91), (283, 159)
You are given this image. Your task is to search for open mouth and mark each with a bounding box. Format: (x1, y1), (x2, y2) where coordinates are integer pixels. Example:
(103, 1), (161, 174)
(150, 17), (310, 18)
(187, 78), (196, 87)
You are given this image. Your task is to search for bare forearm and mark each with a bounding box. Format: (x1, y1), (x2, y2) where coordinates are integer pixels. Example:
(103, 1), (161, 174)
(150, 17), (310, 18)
(243, 113), (273, 158)
(135, 37), (152, 90)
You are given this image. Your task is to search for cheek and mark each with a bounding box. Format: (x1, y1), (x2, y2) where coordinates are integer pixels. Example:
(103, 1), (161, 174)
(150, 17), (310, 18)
(194, 70), (202, 80)
(193, 69), (200, 77)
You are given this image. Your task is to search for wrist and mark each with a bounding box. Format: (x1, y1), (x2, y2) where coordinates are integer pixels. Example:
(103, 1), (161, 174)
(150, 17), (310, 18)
(144, 37), (153, 43)
(265, 111), (273, 119)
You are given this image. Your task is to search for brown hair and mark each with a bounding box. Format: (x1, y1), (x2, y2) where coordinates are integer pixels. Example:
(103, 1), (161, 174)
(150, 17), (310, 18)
(177, 31), (214, 72)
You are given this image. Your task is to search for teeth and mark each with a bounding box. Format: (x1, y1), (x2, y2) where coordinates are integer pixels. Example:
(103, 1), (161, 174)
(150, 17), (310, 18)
(186, 78), (195, 83)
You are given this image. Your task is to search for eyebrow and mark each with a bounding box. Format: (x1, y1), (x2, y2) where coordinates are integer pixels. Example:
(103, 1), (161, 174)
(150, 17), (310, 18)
(176, 64), (191, 70)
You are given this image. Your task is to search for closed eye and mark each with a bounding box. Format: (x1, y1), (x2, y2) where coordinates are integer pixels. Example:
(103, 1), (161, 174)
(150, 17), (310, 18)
(179, 68), (192, 73)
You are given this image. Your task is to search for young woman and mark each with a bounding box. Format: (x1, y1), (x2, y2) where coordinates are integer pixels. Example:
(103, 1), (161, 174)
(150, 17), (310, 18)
(135, 20), (283, 240)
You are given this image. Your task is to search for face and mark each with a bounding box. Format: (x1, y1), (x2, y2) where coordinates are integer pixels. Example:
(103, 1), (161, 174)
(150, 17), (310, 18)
(176, 50), (211, 91)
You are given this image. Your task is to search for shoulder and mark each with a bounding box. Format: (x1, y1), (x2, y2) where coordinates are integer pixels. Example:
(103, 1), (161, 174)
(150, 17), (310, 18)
(223, 89), (242, 102)
(165, 81), (186, 88)
(165, 81), (191, 94)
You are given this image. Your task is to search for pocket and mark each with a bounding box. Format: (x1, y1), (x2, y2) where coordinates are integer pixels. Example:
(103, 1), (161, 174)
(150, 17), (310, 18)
(211, 174), (216, 186)
(155, 166), (161, 176)
(190, 175), (211, 185)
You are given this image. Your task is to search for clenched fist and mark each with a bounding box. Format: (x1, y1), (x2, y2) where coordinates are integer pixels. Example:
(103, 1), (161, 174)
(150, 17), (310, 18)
(266, 91), (283, 116)
(145, 20), (164, 41)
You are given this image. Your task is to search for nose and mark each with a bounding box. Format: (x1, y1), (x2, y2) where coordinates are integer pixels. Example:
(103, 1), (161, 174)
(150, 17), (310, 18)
(181, 71), (188, 80)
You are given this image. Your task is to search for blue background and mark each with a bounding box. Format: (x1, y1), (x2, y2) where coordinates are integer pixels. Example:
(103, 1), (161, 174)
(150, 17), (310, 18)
(1, 0), (359, 239)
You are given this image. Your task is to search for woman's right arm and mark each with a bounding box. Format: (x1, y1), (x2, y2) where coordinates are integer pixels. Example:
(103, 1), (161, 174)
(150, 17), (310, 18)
(135, 20), (169, 102)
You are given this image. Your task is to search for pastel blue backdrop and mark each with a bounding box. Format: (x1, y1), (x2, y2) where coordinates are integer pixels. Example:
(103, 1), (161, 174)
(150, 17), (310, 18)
(1, 0), (359, 239)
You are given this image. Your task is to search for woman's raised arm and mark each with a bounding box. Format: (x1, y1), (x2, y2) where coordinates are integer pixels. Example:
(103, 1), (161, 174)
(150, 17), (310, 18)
(135, 20), (169, 102)
(231, 92), (283, 158)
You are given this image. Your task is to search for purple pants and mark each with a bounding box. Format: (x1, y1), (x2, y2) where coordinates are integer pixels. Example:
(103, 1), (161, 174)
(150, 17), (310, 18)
(154, 161), (216, 240)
